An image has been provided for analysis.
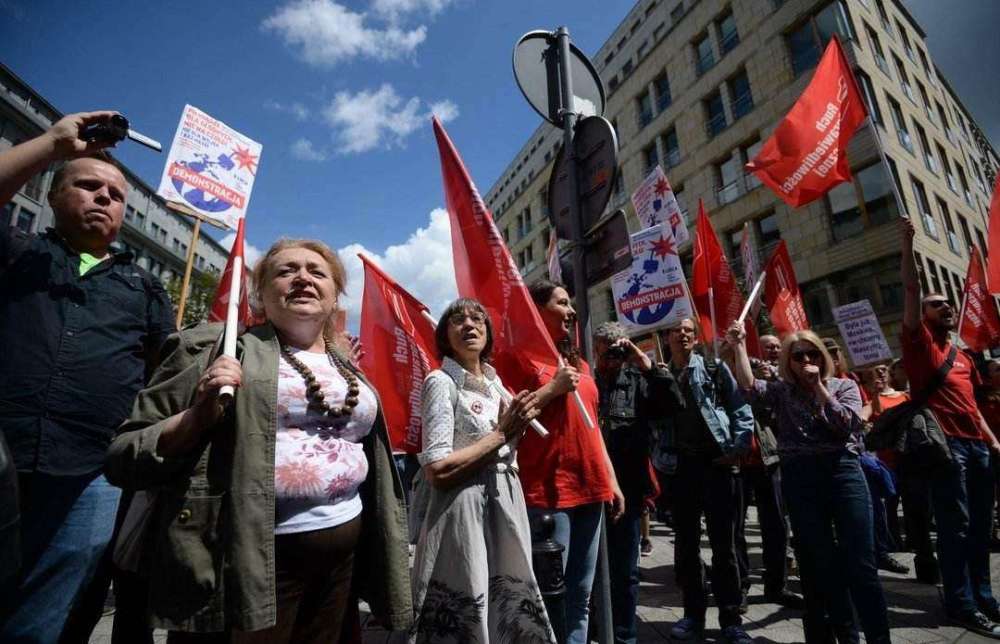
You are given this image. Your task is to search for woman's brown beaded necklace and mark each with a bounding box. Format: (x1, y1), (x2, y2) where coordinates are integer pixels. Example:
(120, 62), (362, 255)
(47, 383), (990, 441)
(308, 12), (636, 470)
(280, 339), (361, 418)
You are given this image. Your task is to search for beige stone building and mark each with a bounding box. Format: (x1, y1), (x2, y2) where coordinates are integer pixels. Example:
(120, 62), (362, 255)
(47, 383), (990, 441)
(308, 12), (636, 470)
(484, 0), (998, 362)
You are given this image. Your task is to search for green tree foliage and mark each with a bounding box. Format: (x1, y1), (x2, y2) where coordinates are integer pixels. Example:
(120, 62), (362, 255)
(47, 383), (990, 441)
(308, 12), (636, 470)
(167, 270), (221, 327)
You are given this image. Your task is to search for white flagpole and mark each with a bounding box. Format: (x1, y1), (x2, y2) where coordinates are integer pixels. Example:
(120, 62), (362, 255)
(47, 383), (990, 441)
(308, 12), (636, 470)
(737, 270), (767, 326)
(218, 256), (243, 401)
(420, 310), (549, 437)
(708, 286), (719, 359)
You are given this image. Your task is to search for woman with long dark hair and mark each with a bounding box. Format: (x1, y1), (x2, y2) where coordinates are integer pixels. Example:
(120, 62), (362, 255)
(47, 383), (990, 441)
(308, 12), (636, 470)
(517, 279), (625, 644)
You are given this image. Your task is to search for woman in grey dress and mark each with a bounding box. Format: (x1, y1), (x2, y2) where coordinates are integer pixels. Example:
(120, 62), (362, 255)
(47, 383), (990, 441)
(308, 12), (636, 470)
(410, 298), (556, 644)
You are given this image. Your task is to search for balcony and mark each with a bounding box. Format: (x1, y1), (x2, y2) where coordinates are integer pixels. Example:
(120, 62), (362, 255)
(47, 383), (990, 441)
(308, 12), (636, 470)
(716, 176), (747, 206)
(720, 29), (739, 55)
(706, 112), (728, 138)
(731, 92), (754, 121)
(696, 50), (716, 76)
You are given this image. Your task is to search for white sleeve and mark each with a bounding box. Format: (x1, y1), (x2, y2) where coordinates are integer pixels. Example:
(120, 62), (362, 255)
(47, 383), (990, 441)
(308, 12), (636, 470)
(418, 370), (456, 466)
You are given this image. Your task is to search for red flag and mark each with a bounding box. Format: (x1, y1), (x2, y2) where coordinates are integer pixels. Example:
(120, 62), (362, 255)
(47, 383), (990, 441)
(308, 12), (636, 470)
(208, 217), (256, 327)
(746, 37), (868, 207)
(763, 241), (810, 337)
(358, 255), (439, 453)
(987, 173), (1000, 293)
(959, 246), (1000, 352)
(691, 200), (745, 342)
(432, 117), (561, 391)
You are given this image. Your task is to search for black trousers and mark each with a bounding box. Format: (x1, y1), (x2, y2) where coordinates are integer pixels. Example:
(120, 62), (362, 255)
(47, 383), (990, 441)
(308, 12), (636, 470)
(898, 461), (936, 570)
(673, 453), (743, 627)
(736, 463), (789, 596)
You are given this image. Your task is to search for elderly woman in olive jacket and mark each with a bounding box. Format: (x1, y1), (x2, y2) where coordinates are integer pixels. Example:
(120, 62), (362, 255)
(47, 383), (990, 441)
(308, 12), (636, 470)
(105, 239), (411, 640)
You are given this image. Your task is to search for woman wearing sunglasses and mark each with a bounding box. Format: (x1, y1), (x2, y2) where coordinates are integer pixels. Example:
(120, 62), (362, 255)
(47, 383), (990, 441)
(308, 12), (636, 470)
(725, 324), (889, 644)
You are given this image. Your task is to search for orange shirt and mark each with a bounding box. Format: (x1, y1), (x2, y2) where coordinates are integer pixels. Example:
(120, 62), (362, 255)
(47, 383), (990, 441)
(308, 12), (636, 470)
(871, 391), (910, 470)
(517, 359), (614, 509)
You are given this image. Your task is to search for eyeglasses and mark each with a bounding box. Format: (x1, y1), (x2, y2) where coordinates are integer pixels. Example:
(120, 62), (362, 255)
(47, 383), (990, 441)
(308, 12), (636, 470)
(791, 349), (823, 363)
(448, 312), (487, 326)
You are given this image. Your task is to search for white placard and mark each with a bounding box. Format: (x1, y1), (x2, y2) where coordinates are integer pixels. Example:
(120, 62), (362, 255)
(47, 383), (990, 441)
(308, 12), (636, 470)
(630, 165), (689, 246)
(611, 223), (693, 333)
(833, 299), (893, 367)
(156, 105), (262, 229)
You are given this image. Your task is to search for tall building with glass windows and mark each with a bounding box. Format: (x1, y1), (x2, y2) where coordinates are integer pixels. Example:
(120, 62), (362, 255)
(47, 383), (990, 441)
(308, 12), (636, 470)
(0, 62), (228, 287)
(485, 0), (998, 357)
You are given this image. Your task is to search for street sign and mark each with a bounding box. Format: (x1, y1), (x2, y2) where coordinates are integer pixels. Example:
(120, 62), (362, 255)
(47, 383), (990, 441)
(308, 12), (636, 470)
(513, 30), (606, 127)
(548, 116), (619, 239)
(585, 209), (630, 284)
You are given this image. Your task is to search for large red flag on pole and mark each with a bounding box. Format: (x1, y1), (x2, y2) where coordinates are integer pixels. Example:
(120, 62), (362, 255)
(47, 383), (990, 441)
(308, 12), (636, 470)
(691, 201), (745, 343)
(746, 36), (868, 207)
(987, 174), (1000, 294)
(358, 255), (439, 453)
(763, 241), (811, 336)
(208, 217), (256, 327)
(959, 246), (1000, 353)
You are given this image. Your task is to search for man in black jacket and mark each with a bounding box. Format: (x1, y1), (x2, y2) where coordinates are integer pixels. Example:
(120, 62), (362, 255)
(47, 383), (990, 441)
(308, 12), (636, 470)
(594, 321), (678, 644)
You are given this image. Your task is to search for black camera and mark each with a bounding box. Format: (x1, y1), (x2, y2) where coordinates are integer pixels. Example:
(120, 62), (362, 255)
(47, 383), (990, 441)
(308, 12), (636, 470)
(81, 114), (162, 151)
(604, 345), (628, 361)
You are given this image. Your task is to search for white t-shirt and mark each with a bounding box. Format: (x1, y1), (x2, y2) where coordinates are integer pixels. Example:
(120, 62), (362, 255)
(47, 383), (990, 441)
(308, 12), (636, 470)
(274, 349), (377, 535)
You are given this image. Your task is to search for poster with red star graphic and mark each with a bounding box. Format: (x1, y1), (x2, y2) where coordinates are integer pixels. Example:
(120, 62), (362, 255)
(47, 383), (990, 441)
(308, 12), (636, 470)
(611, 223), (693, 333)
(156, 105), (262, 229)
(630, 165), (689, 246)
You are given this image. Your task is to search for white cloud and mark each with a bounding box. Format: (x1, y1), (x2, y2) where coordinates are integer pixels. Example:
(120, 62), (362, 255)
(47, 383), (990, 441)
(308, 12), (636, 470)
(371, 0), (455, 20)
(337, 207), (457, 332)
(219, 230), (264, 269)
(290, 137), (328, 161)
(264, 100), (310, 121)
(323, 84), (459, 154)
(262, 0), (426, 66)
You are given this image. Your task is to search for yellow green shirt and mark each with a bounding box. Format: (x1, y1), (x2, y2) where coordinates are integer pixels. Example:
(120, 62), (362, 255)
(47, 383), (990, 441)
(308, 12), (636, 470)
(78, 253), (106, 276)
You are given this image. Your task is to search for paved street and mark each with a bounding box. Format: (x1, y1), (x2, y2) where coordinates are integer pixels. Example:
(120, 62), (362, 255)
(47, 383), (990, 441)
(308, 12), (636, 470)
(89, 508), (998, 643)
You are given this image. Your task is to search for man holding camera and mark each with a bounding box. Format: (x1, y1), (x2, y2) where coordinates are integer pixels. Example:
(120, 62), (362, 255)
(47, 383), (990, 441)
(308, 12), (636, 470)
(593, 322), (677, 644)
(0, 112), (175, 642)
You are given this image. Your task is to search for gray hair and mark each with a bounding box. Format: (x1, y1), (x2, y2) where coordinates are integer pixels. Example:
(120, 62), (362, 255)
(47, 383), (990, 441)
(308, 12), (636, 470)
(594, 321), (629, 344)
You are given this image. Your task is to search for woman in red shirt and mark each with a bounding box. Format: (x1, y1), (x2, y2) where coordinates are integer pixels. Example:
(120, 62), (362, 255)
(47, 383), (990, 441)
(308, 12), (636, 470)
(518, 280), (624, 644)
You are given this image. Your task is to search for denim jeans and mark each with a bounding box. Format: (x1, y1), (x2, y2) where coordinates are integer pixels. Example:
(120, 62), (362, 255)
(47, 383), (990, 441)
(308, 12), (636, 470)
(930, 436), (998, 618)
(528, 503), (603, 644)
(0, 472), (121, 643)
(736, 464), (789, 596)
(782, 450), (889, 644)
(673, 453), (743, 628)
(607, 506), (641, 644)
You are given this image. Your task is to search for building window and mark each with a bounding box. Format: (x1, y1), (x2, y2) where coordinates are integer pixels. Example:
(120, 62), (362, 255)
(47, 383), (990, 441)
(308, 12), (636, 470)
(913, 251), (930, 295)
(873, 0), (891, 31)
(914, 123), (936, 173)
(786, 1), (855, 76)
(728, 69), (753, 121)
(654, 73), (672, 112)
(125, 205), (136, 222)
(957, 164), (973, 206)
(856, 70), (883, 125)
(937, 144), (958, 194)
(957, 214), (974, 253)
(936, 197), (961, 255)
(662, 127), (680, 167)
(637, 91), (654, 129)
(866, 24), (890, 76)
(716, 155), (743, 206)
(940, 268), (957, 308)
(887, 95), (913, 154)
(744, 139), (763, 189)
(802, 281), (834, 326)
(22, 172), (45, 203)
(608, 75), (620, 92)
(916, 81), (935, 124)
(172, 237), (181, 253)
(15, 208), (35, 232)
(885, 155), (906, 213)
(916, 47), (931, 79)
(637, 40), (649, 60)
(757, 212), (781, 258)
(975, 228), (988, 260)
(670, 3), (684, 23)
(910, 176), (938, 239)
(926, 258), (943, 295)
(622, 59), (634, 78)
(643, 143), (659, 174)
(717, 10), (739, 55)
(694, 34), (715, 76)
(896, 19), (914, 61)
(674, 185), (688, 218)
(705, 91), (727, 138)
(653, 22), (665, 40)
(893, 54), (914, 103)
(827, 162), (898, 241)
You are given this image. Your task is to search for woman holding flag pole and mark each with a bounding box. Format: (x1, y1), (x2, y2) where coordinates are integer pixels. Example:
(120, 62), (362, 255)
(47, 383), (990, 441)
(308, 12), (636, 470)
(105, 238), (411, 642)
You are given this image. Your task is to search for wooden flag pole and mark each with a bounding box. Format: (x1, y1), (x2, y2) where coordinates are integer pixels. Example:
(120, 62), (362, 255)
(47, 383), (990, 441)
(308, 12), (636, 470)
(175, 216), (202, 327)
(419, 310), (549, 437)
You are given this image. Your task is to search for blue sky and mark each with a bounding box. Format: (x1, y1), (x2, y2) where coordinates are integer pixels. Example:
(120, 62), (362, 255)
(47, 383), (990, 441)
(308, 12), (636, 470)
(0, 0), (633, 324)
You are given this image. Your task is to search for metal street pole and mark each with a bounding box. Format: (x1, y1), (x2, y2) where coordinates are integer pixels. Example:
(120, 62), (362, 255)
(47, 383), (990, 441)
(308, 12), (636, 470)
(555, 26), (612, 644)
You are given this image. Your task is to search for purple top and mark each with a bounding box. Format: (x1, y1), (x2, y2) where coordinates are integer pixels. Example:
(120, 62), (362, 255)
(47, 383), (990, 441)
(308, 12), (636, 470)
(748, 377), (864, 457)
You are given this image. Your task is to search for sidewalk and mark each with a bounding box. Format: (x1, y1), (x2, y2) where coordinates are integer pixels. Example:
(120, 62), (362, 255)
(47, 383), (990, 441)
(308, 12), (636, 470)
(89, 508), (997, 643)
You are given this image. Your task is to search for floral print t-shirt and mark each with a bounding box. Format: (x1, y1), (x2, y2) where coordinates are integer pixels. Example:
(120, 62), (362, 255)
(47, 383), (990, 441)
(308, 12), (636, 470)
(274, 348), (377, 535)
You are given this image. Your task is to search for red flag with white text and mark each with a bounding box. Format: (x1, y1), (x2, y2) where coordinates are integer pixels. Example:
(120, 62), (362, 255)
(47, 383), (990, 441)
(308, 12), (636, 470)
(208, 217), (256, 327)
(959, 246), (1000, 352)
(358, 255), (439, 453)
(763, 241), (810, 336)
(746, 37), (867, 207)
(433, 117), (562, 392)
(987, 174), (1000, 293)
(691, 201), (745, 342)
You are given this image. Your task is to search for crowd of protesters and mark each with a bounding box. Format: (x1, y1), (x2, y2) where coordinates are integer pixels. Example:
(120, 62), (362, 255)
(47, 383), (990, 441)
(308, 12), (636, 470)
(2, 112), (1000, 644)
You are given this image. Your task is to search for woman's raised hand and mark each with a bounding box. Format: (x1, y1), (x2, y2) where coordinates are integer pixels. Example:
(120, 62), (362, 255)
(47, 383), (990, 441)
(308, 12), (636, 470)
(496, 390), (540, 442)
(192, 355), (243, 427)
(550, 364), (580, 396)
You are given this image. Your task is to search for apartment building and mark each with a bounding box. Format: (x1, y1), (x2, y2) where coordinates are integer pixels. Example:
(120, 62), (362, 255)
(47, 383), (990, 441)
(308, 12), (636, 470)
(0, 62), (228, 286)
(484, 0), (999, 358)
